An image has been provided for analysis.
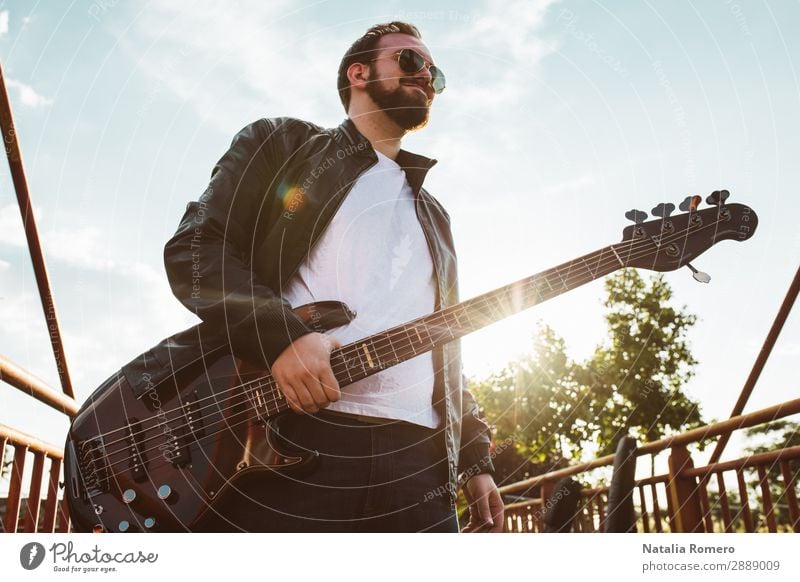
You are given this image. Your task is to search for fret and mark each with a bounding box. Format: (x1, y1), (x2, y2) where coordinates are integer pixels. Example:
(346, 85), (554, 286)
(461, 307), (476, 331)
(386, 334), (400, 365)
(489, 294), (504, 321)
(581, 256), (597, 279)
(360, 342), (375, 369)
(527, 279), (546, 304)
(243, 382), (267, 418)
(609, 244), (625, 267)
(450, 310), (463, 331)
(555, 267), (569, 290)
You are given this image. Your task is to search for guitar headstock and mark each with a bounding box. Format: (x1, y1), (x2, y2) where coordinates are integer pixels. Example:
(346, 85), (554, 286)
(615, 190), (758, 272)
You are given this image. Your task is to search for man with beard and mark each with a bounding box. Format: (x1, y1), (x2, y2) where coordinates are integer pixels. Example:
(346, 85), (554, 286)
(166, 21), (503, 532)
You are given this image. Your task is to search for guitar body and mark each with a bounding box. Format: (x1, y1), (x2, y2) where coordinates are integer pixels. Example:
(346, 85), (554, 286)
(65, 301), (355, 532)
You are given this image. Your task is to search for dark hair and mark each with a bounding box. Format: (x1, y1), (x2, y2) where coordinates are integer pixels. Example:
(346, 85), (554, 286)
(337, 21), (422, 112)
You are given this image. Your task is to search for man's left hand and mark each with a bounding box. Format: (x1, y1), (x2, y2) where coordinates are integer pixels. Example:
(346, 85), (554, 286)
(462, 473), (504, 533)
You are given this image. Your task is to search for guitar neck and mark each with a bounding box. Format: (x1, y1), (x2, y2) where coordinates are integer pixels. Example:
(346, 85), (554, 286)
(328, 244), (624, 386)
(247, 244), (624, 419)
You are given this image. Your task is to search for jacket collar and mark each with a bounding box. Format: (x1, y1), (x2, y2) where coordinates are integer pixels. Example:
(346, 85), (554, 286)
(337, 117), (438, 196)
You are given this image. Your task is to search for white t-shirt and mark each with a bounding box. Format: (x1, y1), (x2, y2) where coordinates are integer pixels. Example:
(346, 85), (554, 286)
(281, 150), (440, 428)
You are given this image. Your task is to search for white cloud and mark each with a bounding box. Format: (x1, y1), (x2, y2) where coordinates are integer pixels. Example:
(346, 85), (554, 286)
(5, 78), (53, 108)
(0, 259), (9, 271)
(0, 10), (9, 36)
(125, 0), (344, 132)
(0, 204), (118, 271)
(45, 227), (116, 271)
(0, 203), (42, 246)
(458, 0), (558, 61)
(443, 0), (560, 111)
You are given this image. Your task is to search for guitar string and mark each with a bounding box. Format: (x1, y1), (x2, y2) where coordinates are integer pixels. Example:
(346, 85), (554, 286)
(80, 214), (726, 471)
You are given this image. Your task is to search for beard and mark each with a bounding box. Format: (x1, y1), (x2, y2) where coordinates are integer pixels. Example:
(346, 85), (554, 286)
(365, 70), (431, 131)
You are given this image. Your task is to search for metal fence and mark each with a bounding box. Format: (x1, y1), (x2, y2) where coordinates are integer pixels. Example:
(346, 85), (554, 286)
(501, 398), (800, 533)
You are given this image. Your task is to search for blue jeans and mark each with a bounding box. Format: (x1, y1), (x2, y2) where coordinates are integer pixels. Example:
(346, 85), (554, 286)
(195, 409), (459, 532)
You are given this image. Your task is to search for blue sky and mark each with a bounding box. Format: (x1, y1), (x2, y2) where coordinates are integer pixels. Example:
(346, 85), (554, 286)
(1, 0), (798, 473)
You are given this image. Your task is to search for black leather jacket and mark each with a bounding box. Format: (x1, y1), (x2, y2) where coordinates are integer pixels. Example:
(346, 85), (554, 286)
(135, 117), (493, 501)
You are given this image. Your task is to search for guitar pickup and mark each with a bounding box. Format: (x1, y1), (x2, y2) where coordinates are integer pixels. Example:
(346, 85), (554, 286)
(126, 417), (149, 482)
(163, 391), (204, 468)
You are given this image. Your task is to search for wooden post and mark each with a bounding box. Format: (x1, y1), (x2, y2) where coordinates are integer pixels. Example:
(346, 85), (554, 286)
(667, 445), (704, 532)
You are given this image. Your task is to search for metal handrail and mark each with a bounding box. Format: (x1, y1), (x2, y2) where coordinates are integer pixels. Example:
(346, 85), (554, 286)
(499, 397), (800, 495)
(0, 355), (78, 417)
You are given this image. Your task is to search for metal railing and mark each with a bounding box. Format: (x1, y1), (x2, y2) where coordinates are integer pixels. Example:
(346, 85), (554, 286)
(500, 398), (800, 533)
(0, 424), (70, 533)
(0, 61), (77, 533)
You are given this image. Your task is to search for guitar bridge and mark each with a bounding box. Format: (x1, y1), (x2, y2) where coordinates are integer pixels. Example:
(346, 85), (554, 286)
(76, 437), (111, 499)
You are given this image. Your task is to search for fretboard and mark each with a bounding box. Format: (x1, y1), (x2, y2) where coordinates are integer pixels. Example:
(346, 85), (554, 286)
(330, 245), (624, 385)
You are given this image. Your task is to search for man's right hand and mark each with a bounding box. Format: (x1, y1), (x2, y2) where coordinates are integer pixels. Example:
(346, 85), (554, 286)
(271, 332), (342, 414)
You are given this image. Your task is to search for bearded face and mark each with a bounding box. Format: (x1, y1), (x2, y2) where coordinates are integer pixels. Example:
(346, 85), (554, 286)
(364, 63), (432, 131)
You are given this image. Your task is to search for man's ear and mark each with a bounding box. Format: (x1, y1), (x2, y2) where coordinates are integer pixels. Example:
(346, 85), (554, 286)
(347, 62), (370, 91)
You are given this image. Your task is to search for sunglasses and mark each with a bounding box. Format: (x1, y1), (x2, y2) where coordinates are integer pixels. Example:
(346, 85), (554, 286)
(372, 48), (446, 95)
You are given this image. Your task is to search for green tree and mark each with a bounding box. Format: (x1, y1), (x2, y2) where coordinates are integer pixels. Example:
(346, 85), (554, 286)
(470, 325), (590, 463)
(472, 269), (704, 471)
(575, 269), (703, 460)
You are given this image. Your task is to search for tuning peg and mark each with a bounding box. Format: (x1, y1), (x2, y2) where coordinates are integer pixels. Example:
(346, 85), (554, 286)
(706, 189), (730, 206)
(679, 195), (702, 212)
(624, 209), (648, 224)
(687, 263), (711, 284)
(651, 202), (675, 219)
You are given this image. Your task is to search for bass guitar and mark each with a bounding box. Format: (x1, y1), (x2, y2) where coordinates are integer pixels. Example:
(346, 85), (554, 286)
(64, 191), (757, 532)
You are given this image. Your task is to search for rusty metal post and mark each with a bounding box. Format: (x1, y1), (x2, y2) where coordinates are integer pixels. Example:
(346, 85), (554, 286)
(779, 460), (799, 532)
(4, 445), (28, 533)
(735, 468), (755, 532)
(0, 355), (78, 416)
(667, 445), (704, 532)
(0, 63), (74, 399)
(757, 465), (778, 532)
(716, 472), (734, 532)
(42, 457), (63, 532)
(23, 451), (45, 532)
(56, 494), (71, 532)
